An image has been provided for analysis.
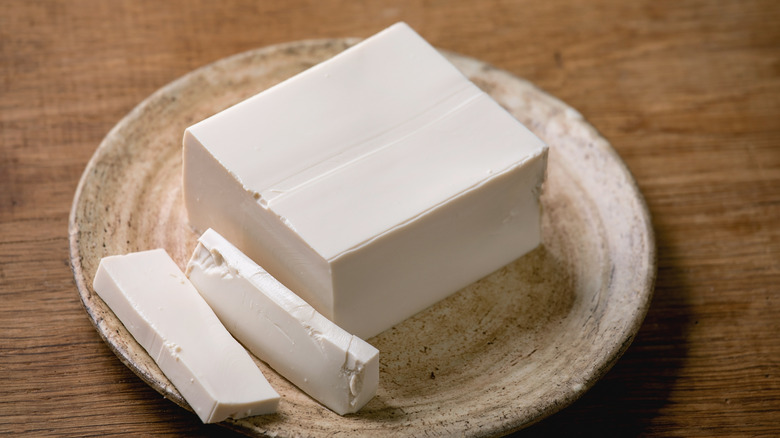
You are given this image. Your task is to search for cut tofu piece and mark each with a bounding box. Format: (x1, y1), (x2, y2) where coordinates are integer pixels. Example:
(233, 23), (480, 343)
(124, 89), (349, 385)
(186, 228), (379, 415)
(182, 22), (548, 339)
(92, 249), (280, 423)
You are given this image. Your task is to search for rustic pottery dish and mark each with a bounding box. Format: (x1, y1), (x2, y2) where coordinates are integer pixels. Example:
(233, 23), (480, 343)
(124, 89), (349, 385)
(69, 39), (655, 437)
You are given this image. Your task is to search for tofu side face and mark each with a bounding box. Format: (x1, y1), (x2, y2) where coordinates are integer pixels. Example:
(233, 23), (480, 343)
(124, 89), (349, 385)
(182, 131), (334, 318)
(92, 249), (279, 423)
(183, 22), (548, 338)
(330, 148), (548, 337)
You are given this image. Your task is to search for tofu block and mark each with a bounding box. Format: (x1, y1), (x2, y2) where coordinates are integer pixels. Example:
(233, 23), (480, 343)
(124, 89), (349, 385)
(182, 22), (548, 339)
(93, 249), (280, 423)
(186, 228), (379, 415)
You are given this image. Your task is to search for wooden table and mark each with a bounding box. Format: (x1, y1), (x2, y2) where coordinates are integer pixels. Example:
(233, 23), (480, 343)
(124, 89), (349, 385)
(2, 1), (778, 436)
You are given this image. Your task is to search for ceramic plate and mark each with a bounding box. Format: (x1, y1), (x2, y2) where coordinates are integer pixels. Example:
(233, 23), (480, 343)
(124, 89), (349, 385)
(69, 39), (655, 437)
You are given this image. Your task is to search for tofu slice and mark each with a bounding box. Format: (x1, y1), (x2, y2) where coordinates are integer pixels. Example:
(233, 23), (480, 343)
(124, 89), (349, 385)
(182, 22), (548, 338)
(93, 249), (280, 423)
(186, 229), (379, 415)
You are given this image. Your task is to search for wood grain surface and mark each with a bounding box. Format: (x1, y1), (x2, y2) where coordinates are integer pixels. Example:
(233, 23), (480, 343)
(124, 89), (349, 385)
(1, 0), (778, 436)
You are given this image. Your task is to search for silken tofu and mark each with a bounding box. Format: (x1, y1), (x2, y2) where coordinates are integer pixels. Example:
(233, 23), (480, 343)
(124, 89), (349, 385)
(182, 22), (548, 339)
(187, 228), (379, 415)
(93, 249), (280, 423)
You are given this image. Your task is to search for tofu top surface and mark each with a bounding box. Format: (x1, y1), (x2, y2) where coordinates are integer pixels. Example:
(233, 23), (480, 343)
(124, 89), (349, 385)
(187, 22), (547, 260)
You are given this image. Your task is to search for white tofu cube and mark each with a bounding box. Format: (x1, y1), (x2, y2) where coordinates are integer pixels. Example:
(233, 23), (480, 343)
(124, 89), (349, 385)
(183, 22), (548, 339)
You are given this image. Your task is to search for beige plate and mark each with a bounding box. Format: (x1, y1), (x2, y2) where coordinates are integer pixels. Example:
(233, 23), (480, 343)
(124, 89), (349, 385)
(69, 39), (655, 437)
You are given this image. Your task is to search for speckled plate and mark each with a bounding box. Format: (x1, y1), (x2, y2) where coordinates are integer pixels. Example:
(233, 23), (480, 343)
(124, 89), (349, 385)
(69, 39), (655, 437)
